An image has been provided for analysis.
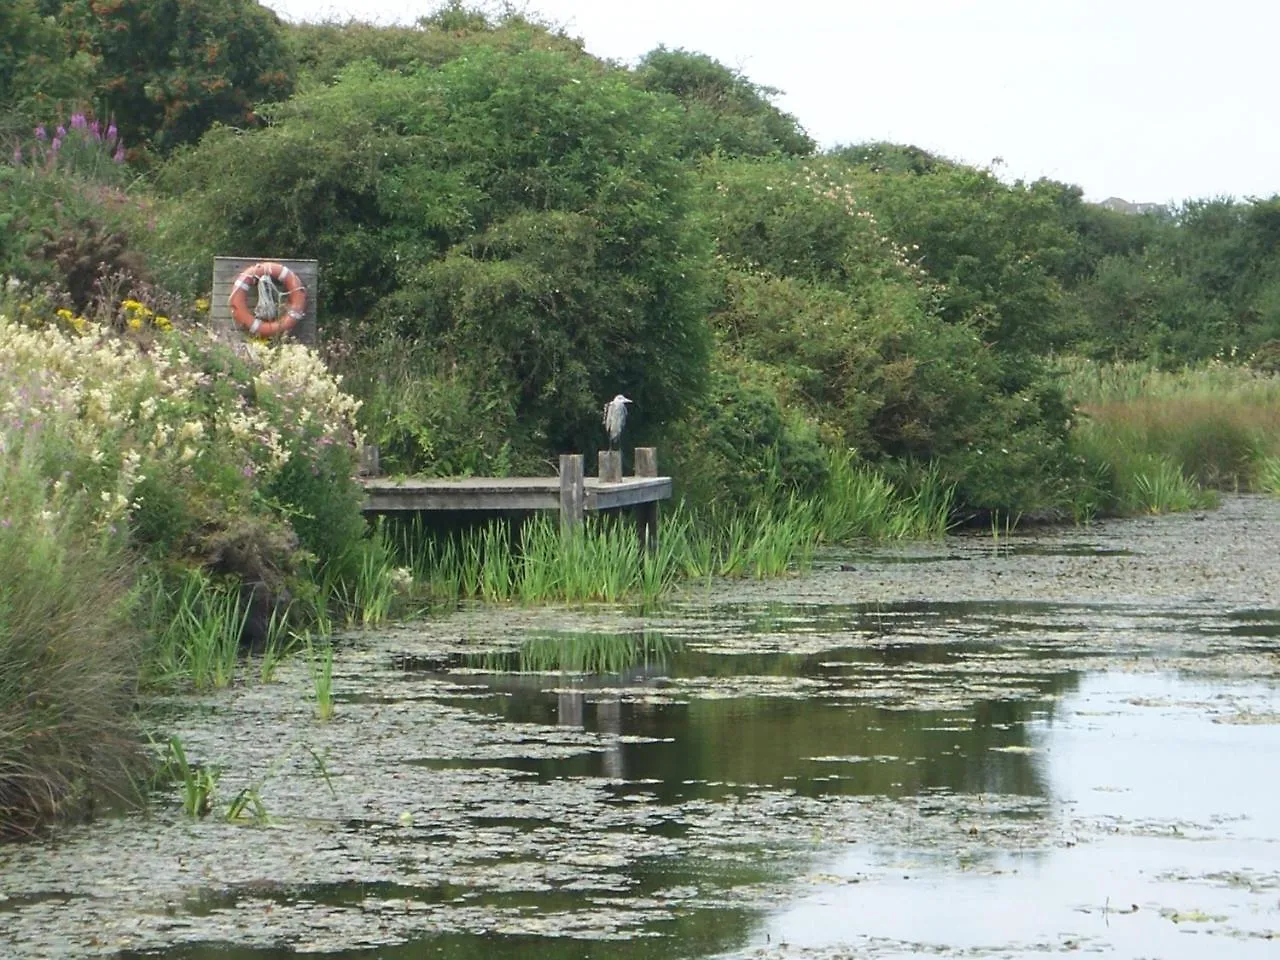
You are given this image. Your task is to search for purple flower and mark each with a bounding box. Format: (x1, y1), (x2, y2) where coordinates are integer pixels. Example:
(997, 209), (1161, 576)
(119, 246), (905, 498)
(106, 123), (118, 143)
(241, 465), (255, 478)
(71, 113), (87, 129)
(91, 119), (101, 140)
(50, 136), (62, 153)
(35, 125), (47, 141)
(113, 144), (125, 164)
(55, 125), (66, 138)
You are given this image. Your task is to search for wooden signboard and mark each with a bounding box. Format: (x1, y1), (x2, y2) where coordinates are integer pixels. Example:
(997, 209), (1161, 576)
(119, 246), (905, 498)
(211, 257), (319, 346)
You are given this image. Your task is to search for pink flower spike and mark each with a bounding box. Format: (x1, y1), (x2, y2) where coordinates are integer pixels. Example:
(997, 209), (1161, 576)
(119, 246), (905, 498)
(91, 119), (101, 140)
(55, 125), (66, 138)
(35, 125), (47, 141)
(106, 123), (118, 142)
(50, 137), (62, 153)
(71, 113), (87, 129)
(113, 144), (125, 163)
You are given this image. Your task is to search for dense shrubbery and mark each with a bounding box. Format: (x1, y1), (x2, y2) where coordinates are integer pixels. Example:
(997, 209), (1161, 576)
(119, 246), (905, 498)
(162, 43), (712, 464)
(0, 283), (368, 833)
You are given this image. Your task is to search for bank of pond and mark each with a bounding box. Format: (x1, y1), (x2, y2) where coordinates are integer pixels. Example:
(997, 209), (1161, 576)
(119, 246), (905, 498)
(4, 328), (1280, 837)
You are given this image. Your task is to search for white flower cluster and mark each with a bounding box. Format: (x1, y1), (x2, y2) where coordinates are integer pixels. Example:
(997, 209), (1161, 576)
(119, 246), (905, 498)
(245, 340), (363, 447)
(0, 313), (364, 529)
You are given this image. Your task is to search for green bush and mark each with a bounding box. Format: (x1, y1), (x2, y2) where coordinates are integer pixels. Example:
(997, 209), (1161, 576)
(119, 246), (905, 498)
(163, 45), (713, 464)
(695, 156), (1080, 516)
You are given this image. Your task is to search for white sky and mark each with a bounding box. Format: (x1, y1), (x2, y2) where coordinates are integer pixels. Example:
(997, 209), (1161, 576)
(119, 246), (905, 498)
(266, 0), (1279, 204)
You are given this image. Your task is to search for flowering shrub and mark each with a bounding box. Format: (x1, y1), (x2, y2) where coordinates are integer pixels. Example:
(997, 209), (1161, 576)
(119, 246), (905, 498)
(0, 293), (365, 569)
(12, 112), (129, 183)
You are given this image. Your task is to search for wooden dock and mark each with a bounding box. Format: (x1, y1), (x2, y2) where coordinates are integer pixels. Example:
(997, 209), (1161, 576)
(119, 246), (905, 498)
(359, 449), (670, 542)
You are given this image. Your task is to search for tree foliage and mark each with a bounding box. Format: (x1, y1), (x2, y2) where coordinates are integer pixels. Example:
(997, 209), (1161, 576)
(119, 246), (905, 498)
(167, 45), (711, 461)
(636, 47), (813, 159)
(38, 0), (295, 150)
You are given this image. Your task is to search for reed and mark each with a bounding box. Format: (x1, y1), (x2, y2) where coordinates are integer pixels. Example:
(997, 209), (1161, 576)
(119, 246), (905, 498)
(163, 736), (219, 819)
(304, 632), (336, 721)
(144, 570), (249, 691)
(1062, 357), (1280, 509)
(388, 456), (960, 606)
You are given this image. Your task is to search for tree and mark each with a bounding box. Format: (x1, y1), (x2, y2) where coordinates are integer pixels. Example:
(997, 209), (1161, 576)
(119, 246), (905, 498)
(636, 47), (813, 159)
(166, 46), (712, 461)
(41, 0), (294, 150)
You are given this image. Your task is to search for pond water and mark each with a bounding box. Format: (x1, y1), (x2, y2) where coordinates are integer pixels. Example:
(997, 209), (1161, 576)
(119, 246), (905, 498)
(2, 496), (1280, 958)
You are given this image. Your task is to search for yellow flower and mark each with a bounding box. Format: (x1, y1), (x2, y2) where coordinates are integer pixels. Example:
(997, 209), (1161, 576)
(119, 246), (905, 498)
(127, 316), (142, 331)
(155, 316), (172, 331)
(194, 297), (210, 313)
(56, 307), (74, 320)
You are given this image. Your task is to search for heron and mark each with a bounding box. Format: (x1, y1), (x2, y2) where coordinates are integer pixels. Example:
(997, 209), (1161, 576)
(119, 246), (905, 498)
(602, 394), (632, 449)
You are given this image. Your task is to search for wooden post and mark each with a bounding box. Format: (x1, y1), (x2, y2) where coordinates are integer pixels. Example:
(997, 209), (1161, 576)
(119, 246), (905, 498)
(358, 443), (381, 477)
(633, 447), (659, 549)
(634, 447), (658, 478)
(598, 450), (622, 483)
(559, 454), (585, 530)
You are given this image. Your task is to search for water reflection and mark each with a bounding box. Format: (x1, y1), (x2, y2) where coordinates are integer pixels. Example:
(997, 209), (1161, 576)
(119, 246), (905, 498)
(417, 618), (1079, 802)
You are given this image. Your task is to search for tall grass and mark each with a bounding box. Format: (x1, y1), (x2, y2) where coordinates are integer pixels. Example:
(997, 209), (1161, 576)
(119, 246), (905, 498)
(1060, 357), (1280, 511)
(315, 532), (402, 630)
(0, 434), (143, 836)
(387, 452), (954, 605)
(144, 571), (247, 690)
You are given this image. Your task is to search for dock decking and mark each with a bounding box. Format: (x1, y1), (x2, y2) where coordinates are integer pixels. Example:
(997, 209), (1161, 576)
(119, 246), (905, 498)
(359, 449), (669, 541)
(360, 475), (672, 513)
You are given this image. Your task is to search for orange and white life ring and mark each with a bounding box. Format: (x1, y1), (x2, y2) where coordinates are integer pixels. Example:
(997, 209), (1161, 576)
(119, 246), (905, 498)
(228, 261), (306, 338)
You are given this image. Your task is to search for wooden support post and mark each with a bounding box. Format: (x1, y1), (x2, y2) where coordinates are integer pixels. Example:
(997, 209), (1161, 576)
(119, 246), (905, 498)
(634, 447), (658, 478)
(559, 454), (585, 530)
(598, 450), (622, 483)
(633, 447), (659, 549)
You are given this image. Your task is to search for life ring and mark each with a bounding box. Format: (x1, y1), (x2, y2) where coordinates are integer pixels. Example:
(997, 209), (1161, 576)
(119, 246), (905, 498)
(228, 261), (306, 337)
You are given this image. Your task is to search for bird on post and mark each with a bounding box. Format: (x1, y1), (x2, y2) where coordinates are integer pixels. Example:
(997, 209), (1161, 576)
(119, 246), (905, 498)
(602, 394), (632, 450)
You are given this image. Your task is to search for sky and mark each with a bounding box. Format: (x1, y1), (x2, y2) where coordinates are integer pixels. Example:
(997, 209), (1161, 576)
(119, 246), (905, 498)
(265, 0), (1280, 204)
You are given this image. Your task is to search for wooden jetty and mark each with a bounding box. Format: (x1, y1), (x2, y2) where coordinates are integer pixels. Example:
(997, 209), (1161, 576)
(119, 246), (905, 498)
(359, 448), (670, 543)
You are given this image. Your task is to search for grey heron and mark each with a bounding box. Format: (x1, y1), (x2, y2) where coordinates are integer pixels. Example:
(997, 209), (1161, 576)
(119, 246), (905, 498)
(602, 394), (632, 449)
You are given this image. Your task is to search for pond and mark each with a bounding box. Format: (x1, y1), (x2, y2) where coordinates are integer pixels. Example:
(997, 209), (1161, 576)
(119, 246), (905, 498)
(2, 496), (1279, 958)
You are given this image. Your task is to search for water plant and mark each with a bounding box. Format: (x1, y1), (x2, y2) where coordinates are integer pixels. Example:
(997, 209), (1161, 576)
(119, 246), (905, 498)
(305, 633), (336, 722)
(145, 570), (248, 691)
(163, 736), (219, 819)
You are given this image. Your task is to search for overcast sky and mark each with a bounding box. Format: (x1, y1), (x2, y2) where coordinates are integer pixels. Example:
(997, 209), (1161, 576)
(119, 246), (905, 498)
(265, 0), (1278, 204)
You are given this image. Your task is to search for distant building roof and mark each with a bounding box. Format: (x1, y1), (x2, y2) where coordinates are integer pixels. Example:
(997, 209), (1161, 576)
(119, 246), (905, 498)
(1097, 197), (1165, 215)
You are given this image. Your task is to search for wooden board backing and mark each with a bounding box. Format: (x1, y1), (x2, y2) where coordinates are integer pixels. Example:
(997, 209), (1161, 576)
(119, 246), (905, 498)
(211, 257), (318, 345)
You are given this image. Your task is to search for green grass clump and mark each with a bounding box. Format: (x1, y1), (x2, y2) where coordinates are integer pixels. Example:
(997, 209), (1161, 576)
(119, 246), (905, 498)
(0, 435), (143, 837)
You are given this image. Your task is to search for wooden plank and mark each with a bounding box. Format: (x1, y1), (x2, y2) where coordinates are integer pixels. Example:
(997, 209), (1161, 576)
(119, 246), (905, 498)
(358, 475), (672, 513)
(212, 256), (318, 345)
(363, 485), (559, 512)
(559, 455), (585, 529)
(587, 478), (672, 511)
